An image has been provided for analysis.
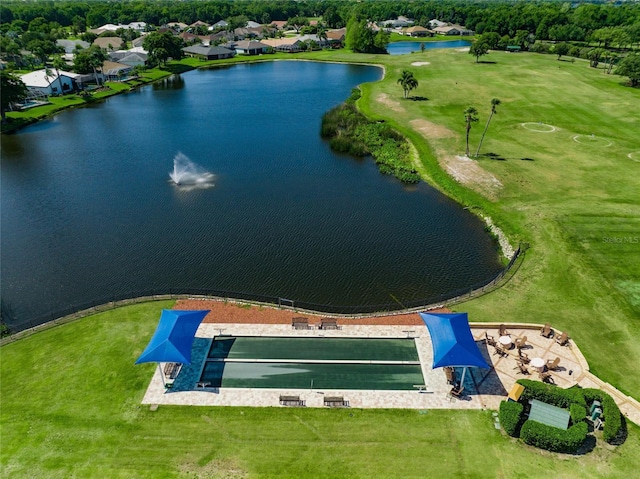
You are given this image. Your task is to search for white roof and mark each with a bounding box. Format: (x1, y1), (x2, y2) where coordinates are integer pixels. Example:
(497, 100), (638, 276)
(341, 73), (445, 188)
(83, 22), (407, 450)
(20, 69), (77, 88)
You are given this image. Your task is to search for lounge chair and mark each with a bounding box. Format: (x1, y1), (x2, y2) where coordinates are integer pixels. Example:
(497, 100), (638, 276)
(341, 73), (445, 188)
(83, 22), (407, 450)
(485, 332), (497, 347)
(493, 345), (508, 357)
(539, 371), (554, 383)
(546, 357), (561, 371)
(540, 323), (553, 338)
(556, 331), (569, 346)
(518, 349), (530, 364)
(449, 385), (464, 399)
(444, 366), (456, 385)
(499, 324), (509, 336)
(515, 335), (527, 349)
(515, 361), (529, 375)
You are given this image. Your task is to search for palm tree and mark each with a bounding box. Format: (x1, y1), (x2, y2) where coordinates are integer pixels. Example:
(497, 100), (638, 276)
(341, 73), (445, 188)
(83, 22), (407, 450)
(316, 23), (328, 48)
(464, 106), (478, 157)
(474, 98), (501, 158)
(52, 55), (67, 95)
(397, 70), (418, 99)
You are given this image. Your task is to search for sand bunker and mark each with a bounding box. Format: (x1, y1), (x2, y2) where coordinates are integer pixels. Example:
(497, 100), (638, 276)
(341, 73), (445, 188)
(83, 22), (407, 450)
(410, 61), (431, 66)
(572, 135), (612, 147)
(457, 47), (470, 52)
(410, 119), (455, 140)
(521, 122), (557, 133)
(376, 93), (405, 113)
(442, 155), (503, 200)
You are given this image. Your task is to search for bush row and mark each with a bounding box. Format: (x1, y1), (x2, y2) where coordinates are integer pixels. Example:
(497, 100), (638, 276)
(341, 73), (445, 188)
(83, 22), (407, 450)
(499, 400), (524, 437)
(520, 420), (589, 453)
(320, 93), (420, 184)
(517, 379), (587, 408)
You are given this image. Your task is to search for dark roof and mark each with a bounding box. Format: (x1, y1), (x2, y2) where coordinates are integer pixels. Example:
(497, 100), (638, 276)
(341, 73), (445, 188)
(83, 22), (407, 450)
(182, 45), (234, 56)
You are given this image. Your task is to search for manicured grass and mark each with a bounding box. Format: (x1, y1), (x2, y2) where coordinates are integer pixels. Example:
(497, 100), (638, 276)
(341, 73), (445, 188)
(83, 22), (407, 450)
(2, 302), (639, 478)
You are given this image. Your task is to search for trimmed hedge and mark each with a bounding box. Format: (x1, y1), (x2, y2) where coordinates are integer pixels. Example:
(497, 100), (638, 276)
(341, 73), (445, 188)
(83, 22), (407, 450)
(521, 420), (589, 453)
(569, 403), (587, 425)
(517, 379), (587, 408)
(582, 388), (623, 443)
(499, 400), (524, 437)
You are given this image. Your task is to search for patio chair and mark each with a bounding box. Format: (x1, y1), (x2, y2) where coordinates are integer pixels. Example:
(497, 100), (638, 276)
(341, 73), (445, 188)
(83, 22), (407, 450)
(539, 371), (555, 383)
(518, 349), (530, 364)
(449, 385), (465, 400)
(485, 332), (497, 347)
(515, 335), (528, 350)
(540, 323), (553, 338)
(499, 324), (509, 336)
(444, 366), (456, 385)
(556, 331), (569, 346)
(493, 345), (508, 357)
(515, 361), (530, 375)
(546, 357), (561, 371)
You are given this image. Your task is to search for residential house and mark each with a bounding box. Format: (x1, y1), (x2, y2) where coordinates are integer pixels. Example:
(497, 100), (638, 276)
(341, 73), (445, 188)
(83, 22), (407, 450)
(20, 69), (78, 95)
(261, 37), (302, 52)
(232, 40), (269, 55)
(167, 22), (189, 32)
(326, 28), (346, 47)
(190, 21), (210, 29)
(428, 19), (447, 29)
(402, 26), (434, 37)
(246, 21), (262, 29)
(297, 34), (330, 49)
(210, 20), (228, 30)
(433, 25), (474, 36)
(270, 20), (288, 31)
(102, 61), (134, 81)
(182, 45), (235, 60)
(382, 17), (414, 29)
(93, 37), (125, 51)
(109, 50), (148, 67)
(56, 39), (90, 54)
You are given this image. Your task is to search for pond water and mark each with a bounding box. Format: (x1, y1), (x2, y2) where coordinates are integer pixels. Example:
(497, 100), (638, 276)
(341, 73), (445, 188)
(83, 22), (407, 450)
(0, 61), (502, 329)
(387, 40), (471, 55)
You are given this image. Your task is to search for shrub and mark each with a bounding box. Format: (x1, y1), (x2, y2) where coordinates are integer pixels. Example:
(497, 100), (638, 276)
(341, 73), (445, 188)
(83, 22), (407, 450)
(581, 388), (623, 443)
(517, 379), (587, 408)
(499, 400), (524, 437)
(569, 403), (587, 425)
(521, 420), (588, 453)
(529, 42), (551, 54)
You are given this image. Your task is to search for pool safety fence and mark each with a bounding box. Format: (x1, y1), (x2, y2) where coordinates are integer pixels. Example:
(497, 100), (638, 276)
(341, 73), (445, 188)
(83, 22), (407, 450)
(1, 244), (526, 341)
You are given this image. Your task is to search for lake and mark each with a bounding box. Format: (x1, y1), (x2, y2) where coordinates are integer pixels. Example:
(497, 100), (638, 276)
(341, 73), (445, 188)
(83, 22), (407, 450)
(387, 40), (471, 55)
(0, 61), (502, 330)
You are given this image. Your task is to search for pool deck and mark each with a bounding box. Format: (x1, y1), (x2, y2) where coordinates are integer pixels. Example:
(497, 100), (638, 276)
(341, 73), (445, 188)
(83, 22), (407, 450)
(139, 319), (640, 424)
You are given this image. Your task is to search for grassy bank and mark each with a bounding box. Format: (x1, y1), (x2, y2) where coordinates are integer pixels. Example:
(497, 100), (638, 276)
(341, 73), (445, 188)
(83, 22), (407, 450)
(2, 302), (639, 478)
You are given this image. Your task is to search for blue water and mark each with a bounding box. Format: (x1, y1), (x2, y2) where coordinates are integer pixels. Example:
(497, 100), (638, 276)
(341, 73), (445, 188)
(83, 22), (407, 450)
(387, 40), (471, 55)
(0, 61), (501, 329)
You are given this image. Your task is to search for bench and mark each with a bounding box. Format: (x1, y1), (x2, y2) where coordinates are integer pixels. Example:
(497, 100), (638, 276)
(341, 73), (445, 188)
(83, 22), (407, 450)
(163, 362), (181, 379)
(319, 319), (339, 330)
(324, 396), (349, 407)
(279, 395), (305, 407)
(292, 317), (311, 330)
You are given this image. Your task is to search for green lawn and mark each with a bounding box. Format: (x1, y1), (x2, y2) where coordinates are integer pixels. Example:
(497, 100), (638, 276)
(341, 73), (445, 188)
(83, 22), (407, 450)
(2, 302), (639, 478)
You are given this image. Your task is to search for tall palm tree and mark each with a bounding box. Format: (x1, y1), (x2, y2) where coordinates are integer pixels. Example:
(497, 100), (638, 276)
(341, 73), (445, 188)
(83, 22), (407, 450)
(52, 55), (67, 95)
(474, 98), (501, 158)
(464, 106), (478, 157)
(397, 70), (418, 99)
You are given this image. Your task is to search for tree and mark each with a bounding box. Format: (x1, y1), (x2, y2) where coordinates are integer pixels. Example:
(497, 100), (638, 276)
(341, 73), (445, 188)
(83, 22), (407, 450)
(73, 45), (107, 85)
(0, 71), (28, 122)
(475, 98), (501, 158)
(587, 48), (604, 68)
(469, 39), (489, 63)
(464, 106), (478, 157)
(397, 70), (418, 99)
(554, 42), (570, 60)
(143, 31), (184, 66)
(615, 53), (640, 87)
(52, 55), (67, 94)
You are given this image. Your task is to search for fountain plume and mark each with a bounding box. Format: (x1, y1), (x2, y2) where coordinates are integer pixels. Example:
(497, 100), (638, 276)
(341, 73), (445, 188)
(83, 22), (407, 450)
(169, 152), (215, 190)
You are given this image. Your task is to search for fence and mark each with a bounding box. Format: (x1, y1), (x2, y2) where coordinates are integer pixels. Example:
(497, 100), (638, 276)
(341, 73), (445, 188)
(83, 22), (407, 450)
(1, 243), (527, 341)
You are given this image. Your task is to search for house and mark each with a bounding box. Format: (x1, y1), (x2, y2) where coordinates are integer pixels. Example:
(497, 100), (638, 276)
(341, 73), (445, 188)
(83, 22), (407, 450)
(403, 26), (434, 38)
(190, 21), (210, 29)
(167, 22), (189, 32)
(101, 61), (134, 81)
(232, 40), (269, 55)
(433, 25), (474, 36)
(93, 37), (125, 51)
(109, 50), (148, 67)
(298, 34), (330, 49)
(270, 20), (288, 30)
(210, 20), (228, 30)
(56, 39), (90, 54)
(132, 36), (146, 48)
(179, 32), (202, 44)
(261, 37), (302, 52)
(382, 17), (414, 28)
(182, 45), (235, 60)
(428, 19), (447, 29)
(326, 28), (346, 47)
(246, 21), (262, 29)
(20, 69), (78, 95)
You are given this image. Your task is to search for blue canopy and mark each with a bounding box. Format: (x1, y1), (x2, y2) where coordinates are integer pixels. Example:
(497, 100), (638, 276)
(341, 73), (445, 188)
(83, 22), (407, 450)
(135, 309), (210, 365)
(419, 312), (489, 369)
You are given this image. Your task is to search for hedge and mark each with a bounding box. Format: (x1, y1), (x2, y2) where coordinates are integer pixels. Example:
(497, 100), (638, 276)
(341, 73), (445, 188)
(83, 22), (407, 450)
(521, 420), (589, 453)
(569, 404), (587, 425)
(499, 400), (524, 437)
(517, 379), (587, 408)
(581, 388), (623, 443)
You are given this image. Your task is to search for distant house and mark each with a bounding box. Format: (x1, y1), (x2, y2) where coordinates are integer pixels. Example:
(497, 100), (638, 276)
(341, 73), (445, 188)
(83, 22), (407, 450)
(433, 25), (474, 36)
(298, 34), (330, 49)
(270, 20), (288, 30)
(190, 20), (210, 29)
(167, 22), (189, 32)
(232, 40), (269, 55)
(20, 69), (78, 95)
(403, 26), (434, 38)
(326, 28), (346, 47)
(382, 17), (414, 28)
(428, 19), (447, 29)
(93, 37), (125, 51)
(90, 22), (146, 35)
(182, 45), (235, 60)
(246, 21), (262, 29)
(131, 36), (146, 48)
(261, 37), (302, 52)
(56, 39), (90, 54)
(109, 50), (148, 67)
(210, 20), (228, 30)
